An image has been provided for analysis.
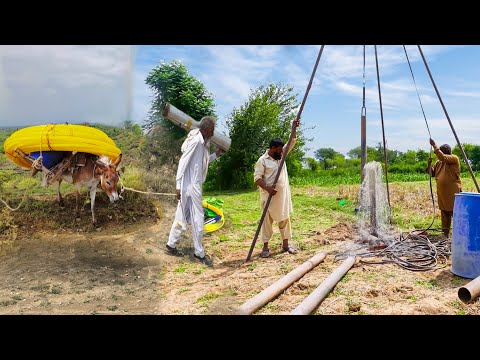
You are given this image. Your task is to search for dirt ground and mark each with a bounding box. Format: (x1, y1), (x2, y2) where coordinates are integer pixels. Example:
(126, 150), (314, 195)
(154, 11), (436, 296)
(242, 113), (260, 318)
(1, 197), (480, 315)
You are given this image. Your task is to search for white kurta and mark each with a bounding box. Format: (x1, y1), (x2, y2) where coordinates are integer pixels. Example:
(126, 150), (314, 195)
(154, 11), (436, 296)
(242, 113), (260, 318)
(167, 129), (217, 258)
(253, 138), (296, 222)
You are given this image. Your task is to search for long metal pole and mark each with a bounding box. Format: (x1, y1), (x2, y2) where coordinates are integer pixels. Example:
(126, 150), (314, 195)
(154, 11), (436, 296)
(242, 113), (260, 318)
(361, 45), (367, 183)
(361, 111), (366, 181)
(418, 45), (480, 192)
(245, 45), (325, 262)
(374, 45), (391, 208)
(238, 252), (327, 314)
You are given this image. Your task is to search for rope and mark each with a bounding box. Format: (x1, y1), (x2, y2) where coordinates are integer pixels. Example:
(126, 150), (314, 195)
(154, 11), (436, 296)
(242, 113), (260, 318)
(417, 45), (480, 193)
(403, 45), (436, 231)
(118, 177), (176, 196)
(35, 123), (57, 170)
(0, 192), (29, 211)
(120, 186), (176, 197)
(355, 229), (450, 271)
(337, 228), (450, 271)
(37, 125), (47, 168)
(403, 46), (432, 138)
(374, 45), (391, 209)
(45, 124), (56, 151)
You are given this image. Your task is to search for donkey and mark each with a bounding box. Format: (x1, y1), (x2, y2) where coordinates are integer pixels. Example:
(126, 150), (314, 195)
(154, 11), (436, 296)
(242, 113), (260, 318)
(51, 152), (123, 226)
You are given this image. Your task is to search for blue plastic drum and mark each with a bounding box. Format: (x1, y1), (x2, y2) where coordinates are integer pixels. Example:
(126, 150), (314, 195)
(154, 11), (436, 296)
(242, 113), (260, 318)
(451, 192), (480, 279)
(29, 151), (66, 169)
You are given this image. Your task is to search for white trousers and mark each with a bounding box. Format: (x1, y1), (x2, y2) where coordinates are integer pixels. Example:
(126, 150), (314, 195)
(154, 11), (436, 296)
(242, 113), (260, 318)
(261, 212), (292, 244)
(167, 197), (205, 258)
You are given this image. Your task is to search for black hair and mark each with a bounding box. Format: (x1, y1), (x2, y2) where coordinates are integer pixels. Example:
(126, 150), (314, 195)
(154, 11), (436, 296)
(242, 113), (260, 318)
(440, 144), (452, 155)
(269, 137), (284, 148)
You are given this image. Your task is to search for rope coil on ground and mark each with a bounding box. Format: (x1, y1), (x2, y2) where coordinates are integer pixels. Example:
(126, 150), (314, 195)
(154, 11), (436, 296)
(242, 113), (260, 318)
(351, 229), (450, 271)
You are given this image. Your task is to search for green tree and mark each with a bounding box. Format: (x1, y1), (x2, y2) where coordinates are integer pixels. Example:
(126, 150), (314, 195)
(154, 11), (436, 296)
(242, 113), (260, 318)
(346, 147), (362, 159)
(208, 83), (306, 190)
(416, 149), (429, 163)
(304, 157), (320, 171)
(452, 143), (474, 160)
(314, 148), (341, 170)
(346, 146), (378, 162)
(398, 150), (417, 164)
(470, 145), (480, 171)
(330, 153), (346, 168)
(143, 60), (216, 165)
(374, 142), (403, 165)
(452, 143), (480, 171)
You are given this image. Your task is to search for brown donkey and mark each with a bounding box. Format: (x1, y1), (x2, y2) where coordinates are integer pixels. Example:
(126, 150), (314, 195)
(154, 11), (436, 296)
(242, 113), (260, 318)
(51, 152), (123, 226)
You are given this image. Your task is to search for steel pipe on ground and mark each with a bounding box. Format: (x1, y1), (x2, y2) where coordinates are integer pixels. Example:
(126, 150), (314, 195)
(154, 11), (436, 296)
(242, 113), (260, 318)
(290, 256), (356, 315)
(458, 275), (480, 303)
(237, 252), (328, 315)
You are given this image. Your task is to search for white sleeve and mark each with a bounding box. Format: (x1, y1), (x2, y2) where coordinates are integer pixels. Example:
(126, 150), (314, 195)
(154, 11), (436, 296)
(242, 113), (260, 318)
(209, 152), (218, 164)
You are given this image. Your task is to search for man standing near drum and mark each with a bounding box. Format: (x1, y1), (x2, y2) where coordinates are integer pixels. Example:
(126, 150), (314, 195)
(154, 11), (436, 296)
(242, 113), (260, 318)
(426, 138), (462, 237)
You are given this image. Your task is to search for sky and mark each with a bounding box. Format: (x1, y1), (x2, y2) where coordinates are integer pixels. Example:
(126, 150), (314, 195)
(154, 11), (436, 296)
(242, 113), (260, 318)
(1, 45), (480, 158)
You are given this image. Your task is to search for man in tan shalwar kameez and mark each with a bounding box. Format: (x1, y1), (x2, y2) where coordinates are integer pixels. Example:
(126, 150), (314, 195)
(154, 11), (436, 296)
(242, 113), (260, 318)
(426, 138), (462, 237)
(253, 119), (299, 258)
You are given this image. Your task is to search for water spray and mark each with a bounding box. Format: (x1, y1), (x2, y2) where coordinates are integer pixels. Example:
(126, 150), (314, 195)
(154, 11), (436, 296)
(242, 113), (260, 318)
(357, 161), (392, 247)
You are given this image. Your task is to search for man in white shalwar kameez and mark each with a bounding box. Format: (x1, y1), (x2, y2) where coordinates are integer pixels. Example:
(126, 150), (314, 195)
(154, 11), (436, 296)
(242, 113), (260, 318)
(253, 119), (299, 258)
(166, 116), (223, 266)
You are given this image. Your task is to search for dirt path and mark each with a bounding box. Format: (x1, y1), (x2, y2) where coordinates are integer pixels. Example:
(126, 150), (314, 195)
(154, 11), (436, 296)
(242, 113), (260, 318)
(1, 203), (480, 314)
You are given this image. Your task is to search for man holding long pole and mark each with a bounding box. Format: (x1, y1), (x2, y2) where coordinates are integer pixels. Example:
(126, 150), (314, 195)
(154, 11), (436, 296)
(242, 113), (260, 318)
(245, 45), (324, 262)
(253, 119), (300, 258)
